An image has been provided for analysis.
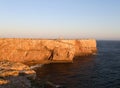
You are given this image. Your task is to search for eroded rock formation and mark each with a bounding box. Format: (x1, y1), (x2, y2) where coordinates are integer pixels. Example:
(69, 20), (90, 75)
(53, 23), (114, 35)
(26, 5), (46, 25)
(0, 61), (36, 88)
(0, 38), (97, 64)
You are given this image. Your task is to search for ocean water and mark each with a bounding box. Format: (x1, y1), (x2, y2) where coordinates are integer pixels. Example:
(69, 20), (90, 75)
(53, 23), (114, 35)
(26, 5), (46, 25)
(35, 41), (120, 88)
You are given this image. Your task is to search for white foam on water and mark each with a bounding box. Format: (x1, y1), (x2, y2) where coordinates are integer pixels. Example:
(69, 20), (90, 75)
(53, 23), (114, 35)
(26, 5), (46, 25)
(30, 64), (43, 69)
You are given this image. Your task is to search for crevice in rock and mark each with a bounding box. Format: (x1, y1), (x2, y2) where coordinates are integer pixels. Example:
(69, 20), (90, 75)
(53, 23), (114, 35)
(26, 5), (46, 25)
(48, 50), (54, 61)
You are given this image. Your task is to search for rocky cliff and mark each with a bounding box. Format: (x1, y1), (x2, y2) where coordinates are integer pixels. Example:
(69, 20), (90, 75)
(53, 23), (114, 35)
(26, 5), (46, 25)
(0, 38), (97, 64)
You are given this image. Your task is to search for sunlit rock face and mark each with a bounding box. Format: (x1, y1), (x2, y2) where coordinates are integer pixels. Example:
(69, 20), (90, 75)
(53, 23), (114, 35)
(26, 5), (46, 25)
(0, 39), (51, 63)
(74, 39), (97, 56)
(58, 39), (97, 56)
(0, 38), (97, 63)
(53, 46), (75, 61)
(40, 39), (75, 61)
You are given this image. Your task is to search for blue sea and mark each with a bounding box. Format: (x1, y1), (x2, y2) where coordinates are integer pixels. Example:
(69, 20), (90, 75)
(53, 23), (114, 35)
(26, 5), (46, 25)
(35, 41), (120, 88)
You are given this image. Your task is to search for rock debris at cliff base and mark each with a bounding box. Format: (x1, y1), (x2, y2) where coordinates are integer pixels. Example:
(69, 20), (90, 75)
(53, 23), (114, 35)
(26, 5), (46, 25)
(0, 61), (36, 88)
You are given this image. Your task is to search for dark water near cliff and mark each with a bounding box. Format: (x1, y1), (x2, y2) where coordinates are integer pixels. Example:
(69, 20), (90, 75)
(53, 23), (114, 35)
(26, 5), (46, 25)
(35, 41), (120, 88)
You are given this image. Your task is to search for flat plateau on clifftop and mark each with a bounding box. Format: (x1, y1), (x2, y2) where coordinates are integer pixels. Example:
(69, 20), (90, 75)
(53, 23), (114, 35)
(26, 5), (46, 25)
(0, 38), (97, 64)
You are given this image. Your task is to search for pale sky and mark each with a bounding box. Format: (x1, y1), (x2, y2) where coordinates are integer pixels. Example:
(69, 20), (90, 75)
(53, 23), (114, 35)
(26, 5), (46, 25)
(0, 0), (120, 40)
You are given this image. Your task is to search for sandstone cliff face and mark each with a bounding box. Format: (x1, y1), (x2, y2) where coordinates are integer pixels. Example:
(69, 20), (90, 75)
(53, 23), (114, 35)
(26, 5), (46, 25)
(58, 39), (97, 56)
(0, 38), (97, 63)
(0, 39), (51, 63)
(74, 39), (97, 56)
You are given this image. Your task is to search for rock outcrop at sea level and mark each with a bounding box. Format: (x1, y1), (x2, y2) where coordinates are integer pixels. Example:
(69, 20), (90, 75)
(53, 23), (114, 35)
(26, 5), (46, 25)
(0, 61), (36, 88)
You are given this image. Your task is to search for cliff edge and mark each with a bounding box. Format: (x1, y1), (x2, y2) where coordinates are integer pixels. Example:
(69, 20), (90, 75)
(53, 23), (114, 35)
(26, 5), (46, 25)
(0, 38), (97, 64)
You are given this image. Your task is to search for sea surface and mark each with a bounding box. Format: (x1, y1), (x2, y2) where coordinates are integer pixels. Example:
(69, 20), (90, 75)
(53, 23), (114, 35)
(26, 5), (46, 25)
(35, 41), (120, 88)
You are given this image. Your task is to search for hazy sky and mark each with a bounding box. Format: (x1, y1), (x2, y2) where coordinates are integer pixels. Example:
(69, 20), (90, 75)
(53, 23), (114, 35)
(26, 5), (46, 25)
(0, 0), (120, 40)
